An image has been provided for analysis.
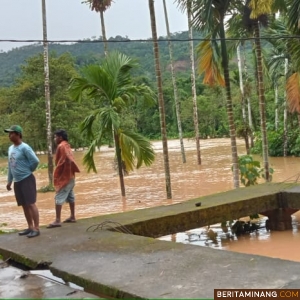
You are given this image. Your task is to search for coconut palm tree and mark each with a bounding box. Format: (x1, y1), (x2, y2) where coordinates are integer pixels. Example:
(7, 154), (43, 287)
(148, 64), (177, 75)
(226, 13), (255, 150)
(223, 14), (251, 154)
(41, 0), (54, 187)
(187, 0), (202, 165)
(267, 10), (300, 151)
(177, 0), (240, 188)
(68, 51), (156, 197)
(148, 0), (172, 199)
(162, 0), (186, 163)
(82, 0), (112, 55)
(243, 0), (269, 180)
(175, 0), (202, 165)
(244, 0), (287, 179)
(268, 50), (289, 155)
(285, 0), (300, 114)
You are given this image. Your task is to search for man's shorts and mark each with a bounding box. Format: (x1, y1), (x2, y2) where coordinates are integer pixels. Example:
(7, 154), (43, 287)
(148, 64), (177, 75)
(55, 178), (75, 205)
(14, 174), (37, 206)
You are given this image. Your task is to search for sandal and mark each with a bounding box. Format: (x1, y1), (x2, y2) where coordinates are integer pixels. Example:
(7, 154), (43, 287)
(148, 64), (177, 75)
(63, 218), (76, 223)
(46, 223), (62, 228)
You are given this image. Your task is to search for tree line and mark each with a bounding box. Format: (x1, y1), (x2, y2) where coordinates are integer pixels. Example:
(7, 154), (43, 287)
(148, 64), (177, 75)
(1, 0), (300, 198)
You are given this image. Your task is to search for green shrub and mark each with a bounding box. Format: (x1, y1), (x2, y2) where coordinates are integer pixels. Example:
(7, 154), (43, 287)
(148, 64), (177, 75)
(236, 155), (274, 187)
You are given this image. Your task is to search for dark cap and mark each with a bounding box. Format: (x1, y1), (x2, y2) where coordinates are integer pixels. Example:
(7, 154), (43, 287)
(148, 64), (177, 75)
(4, 125), (23, 134)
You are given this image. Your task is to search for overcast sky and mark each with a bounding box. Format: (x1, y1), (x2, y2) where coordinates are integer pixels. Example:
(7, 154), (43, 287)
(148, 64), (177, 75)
(0, 0), (188, 52)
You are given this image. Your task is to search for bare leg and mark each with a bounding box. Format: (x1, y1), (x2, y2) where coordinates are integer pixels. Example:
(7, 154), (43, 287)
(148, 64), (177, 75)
(55, 204), (62, 224)
(47, 204), (62, 227)
(69, 202), (76, 221)
(28, 203), (39, 231)
(22, 205), (33, 229)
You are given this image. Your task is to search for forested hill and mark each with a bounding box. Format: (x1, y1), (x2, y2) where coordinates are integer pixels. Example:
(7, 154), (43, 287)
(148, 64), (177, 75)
(0, 31), (202, 87)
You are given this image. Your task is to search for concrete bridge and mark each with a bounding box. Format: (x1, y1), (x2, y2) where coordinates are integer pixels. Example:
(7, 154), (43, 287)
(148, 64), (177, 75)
(113, 182), (300, 236)
(0, 182), (300, 298)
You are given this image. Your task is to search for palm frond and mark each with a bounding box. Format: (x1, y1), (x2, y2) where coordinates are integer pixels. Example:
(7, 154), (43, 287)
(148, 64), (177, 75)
(286, 0), (300, 33)
(119, 130), (155, 171)
(261, 47), (272, 88)
(192, 0), (215, 31)
(287, 72), (300, 113)
(82, 0), (113, 13)
(174, 0), (189, 13)
(138, 84), (157, 107)
(289, 39), (300, 71)
(79, 113), (97, 140)
(272, 0), (287, 13)
(248, 0), (273, 19)
(103, 51), (138, 93)
(68, 77), (91, 102)
(112, 97), (127, 113)
(82, 130), (103, 173)
(69, 65), (112, 104)
(196, 39), (225, 86)
(267, 52), (286, 84)
(226, 14), (249, 52)
(118, 84), (156, 107)
(98, 107), (120, 132)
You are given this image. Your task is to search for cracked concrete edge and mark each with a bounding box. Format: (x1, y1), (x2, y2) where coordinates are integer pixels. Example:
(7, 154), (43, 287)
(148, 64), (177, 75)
(0, 247), (51, 269)
(50, 266), (145, 299)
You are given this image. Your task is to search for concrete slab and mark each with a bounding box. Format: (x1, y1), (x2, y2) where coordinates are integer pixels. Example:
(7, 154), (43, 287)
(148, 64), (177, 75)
(1, 219), (300, 299)
(0, 183), (300, 298)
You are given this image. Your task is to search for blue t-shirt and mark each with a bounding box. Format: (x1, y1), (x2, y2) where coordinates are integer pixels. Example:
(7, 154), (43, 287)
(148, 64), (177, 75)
(7, 142), (39, 183)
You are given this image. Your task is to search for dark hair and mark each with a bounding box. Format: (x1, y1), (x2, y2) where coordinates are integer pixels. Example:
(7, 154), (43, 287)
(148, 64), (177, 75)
(54, 129), (68, 141)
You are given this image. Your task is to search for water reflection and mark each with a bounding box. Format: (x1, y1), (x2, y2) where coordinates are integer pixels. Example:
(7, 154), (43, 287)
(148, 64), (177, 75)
(159, 214), (300, 262)
(0, 264), (44, 299)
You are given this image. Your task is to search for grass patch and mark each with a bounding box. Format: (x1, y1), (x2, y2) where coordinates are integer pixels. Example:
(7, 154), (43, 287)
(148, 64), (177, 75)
(0, 166), (8, 176)
(38, 185), (55, 193)
(0, 163), (48, 177)
(37, 163), (48, 170)
(0, 223), (17, 234)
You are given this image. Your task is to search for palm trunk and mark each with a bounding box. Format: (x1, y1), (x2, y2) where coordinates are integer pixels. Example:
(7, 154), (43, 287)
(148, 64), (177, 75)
(219, 19), (239, 188)
(99, 11), (113, 148)
(253, 20), (270, 181)
(275, 83), (279, 131)
(283, 58), (288, 157)
(247, 98), (254, 149)
(41, 0), (53, 186)
(148, 0), (172, 199)
(187, 1), (201, 165)
(237, 44), (249, 154)
(98, 8), (113, 149)
(243, 44), (254, 148)
(100, 10), (108, 56)
(162, 0), (186, 163)
(237, 45), (247, 122)
(114, 132), (125, 196)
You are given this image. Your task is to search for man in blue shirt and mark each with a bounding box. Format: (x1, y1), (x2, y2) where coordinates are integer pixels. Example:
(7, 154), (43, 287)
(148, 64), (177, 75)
(5, 125), (40, 238)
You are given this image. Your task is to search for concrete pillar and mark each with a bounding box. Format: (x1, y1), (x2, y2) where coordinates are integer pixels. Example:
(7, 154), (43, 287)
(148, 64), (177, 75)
(263, 208), (295, 231)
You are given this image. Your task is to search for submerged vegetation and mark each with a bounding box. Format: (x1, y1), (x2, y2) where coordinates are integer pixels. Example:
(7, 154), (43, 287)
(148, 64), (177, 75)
(0, 223), (17, 234)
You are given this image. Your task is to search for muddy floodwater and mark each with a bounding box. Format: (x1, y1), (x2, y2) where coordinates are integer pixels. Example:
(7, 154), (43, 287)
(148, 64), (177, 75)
(1, 138), (300, 262)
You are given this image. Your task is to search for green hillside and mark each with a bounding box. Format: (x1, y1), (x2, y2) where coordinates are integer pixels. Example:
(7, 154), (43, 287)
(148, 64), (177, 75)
(0, 31), (201, 87)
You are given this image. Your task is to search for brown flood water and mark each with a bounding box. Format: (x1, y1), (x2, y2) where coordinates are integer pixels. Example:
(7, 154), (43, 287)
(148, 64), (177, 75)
(1, 138), (300, 262)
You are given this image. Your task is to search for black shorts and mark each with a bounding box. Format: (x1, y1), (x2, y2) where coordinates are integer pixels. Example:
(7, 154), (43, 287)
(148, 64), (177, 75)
(14, 174), (37, 206)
